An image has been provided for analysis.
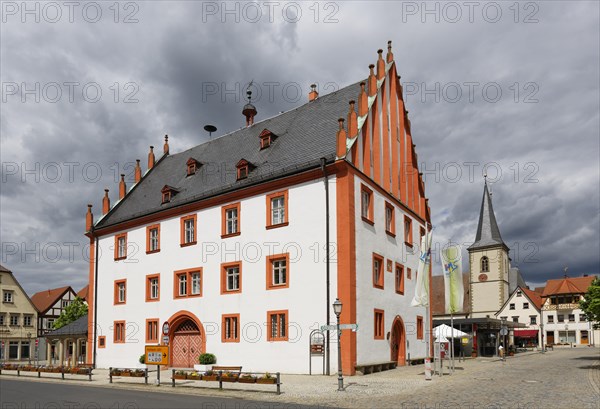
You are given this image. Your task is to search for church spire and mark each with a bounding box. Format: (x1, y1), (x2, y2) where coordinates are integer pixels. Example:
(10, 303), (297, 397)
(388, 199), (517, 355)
(468, 181), (506, 250)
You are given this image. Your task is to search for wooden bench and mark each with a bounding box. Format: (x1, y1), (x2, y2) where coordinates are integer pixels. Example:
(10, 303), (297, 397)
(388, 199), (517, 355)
(211, 365), (242, 375)
(170, 368), (281, 394)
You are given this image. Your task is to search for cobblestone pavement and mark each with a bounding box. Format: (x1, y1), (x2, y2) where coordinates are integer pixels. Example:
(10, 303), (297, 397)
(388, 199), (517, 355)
(1, 347), (598, 408)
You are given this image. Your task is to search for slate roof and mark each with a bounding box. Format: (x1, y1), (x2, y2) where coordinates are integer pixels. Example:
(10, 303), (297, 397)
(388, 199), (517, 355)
(31, 286), (73, 314)
(96, 81), (363, 229)
(46, 314), (88, 337)
(541, 275), (596, 297)
(468, 183), (506, 250)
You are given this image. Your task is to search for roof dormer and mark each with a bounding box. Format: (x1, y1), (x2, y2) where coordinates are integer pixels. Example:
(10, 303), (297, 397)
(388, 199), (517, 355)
(259, 129), (277, 149)
(161, 185), (179, 204)
(186, 158), (202, 176)
(236, 159), (255, 181)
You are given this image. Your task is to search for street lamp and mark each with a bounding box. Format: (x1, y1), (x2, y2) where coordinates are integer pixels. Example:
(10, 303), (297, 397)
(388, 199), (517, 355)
(565, 324), (570, 348)
(27, 333), (31, 365)
(500, 317), (507, 359)
(333, 298), (343, 391)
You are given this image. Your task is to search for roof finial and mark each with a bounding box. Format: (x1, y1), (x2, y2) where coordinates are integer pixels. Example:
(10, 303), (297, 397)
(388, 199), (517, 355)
(484, 173), (488, 184)
(242, 81), (257, 127)
(564, 266), (568, 278)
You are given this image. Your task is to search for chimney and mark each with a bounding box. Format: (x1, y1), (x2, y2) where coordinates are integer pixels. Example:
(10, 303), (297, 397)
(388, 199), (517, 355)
(119, 174), (126, 199)
(368, 64), (377, 97)
(242, 89), (257, 127)
(163, 135), (169, 155)
(376, 49), (385, 80)
(85, 204), (93, 232)
(386, 40), (394, 63)
(309, 84), (318, 101)
(102, 189), (110, 215)
(134, 159), (142, 183)
(347, 100), (358, 138)
(336, 118), (347, 158)
(148, 146), (155, 169)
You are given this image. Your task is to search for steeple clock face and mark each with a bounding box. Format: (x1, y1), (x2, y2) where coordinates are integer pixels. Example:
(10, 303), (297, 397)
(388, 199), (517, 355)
(478, 273), (488, 282)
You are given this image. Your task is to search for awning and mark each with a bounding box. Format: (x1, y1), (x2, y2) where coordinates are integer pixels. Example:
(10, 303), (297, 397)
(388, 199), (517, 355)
(514, 329), (539, 338)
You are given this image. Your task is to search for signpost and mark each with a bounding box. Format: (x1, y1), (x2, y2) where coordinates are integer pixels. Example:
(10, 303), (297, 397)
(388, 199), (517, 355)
(145, 345), (169, 386)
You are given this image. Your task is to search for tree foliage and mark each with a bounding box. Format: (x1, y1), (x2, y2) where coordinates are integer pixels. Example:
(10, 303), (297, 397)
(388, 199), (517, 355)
(579, 277), (600, 329)
(53, 297), (88, 330)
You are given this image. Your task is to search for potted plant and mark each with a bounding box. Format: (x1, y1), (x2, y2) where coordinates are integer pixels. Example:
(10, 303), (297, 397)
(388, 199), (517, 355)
(221, 371), (239, 382)
(111, 368), (122, 376)
(194, 353), (216, 372)
(187, 371), (201, 380)
(202, 370), (218, 382)
(173, 370), (187, 380)
(239, 373), (257, 384)
(132, 369), (145, 377)
(139, 354), (145, 365)
(121, 369), (131, 377)
(257, 372), (277, 384)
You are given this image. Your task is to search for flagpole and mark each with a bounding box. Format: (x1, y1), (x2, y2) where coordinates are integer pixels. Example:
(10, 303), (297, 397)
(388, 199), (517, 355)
(451, 313), (455, 374)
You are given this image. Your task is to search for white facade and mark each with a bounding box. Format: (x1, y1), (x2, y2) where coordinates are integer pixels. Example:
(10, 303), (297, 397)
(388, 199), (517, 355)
(497, 288), (542, 347)
(542, 298), (599, 346)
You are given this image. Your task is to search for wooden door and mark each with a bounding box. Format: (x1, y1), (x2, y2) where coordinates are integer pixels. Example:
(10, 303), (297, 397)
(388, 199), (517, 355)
(171, 319), (202, 368)
(390, 318), (406, 366)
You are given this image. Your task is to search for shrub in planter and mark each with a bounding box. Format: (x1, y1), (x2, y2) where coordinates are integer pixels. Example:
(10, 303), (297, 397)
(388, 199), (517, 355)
(121, 369), (131, 377)
(198, 353), (216, 365)
(221, 371), (239, 382)
(111, 368), (122, 376)
(187, 371), (201, 380)
(132, 369), (145, 377)
(239, 374), (257, 384)
(257, 372), (277, 384)
(202, 370), (218, 381)
(173, 370), (186, 380)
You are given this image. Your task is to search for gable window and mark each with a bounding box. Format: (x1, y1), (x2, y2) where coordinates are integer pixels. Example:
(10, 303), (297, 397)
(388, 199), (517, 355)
(161, 185), (179, 204)
(372, 253), (384, 289)
(146, 224), (160, 254)
(360, 185), (374, 224)
(114, 280), (126, 305)
(259, 129), (276, 149)
(186, 158), (201, 176)
(146, 319), (159, 343)
(221, 262), (242, 294)
(523, 302), (529, 309)
(114, 321), (125, 343)
(517, 290), (522, 297)
(509, 303), (515, 310)
(2, 291), (13, 303)
(267, 310), (288, 341)
(481, 256), (489, 273)
(417, 316), (424, 339)
(385, 202), (395, 236)
(114, 233), (127, 260)
(174, 269), (202, 298)
(10, 314), (19, 326)
(530, 316), (537, 325)
(222, 314), (240, 342)
(374, 309), (384, 339)
(404, 216), (413, 246)
(180, 214), (197, 246)
(266, 190), (288, 228)
(267, 253), (290, 290)
(222, 203), (241, 238)
(62, 299), (71, 308)
(395, 263), (404, 295)
(146, 274), (160, 302)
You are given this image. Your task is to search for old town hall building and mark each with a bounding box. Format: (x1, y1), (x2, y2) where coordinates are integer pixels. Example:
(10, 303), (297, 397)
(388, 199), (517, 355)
(84, 42), (431, 375)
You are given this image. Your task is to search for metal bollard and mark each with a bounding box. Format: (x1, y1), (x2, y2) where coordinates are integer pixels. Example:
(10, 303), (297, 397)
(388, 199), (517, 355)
(109, 367), (113, 384)
(61, 367), (65, 380)
(276, 372), (281, 395)
(171, 369), (175, 387)
(219, 370), (223, 390)
(88, 368), (92, 382)
(145, 368), (148, 385)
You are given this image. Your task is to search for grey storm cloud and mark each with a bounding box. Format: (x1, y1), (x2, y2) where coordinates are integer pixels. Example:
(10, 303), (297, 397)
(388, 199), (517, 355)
(1, 1), (598, 295)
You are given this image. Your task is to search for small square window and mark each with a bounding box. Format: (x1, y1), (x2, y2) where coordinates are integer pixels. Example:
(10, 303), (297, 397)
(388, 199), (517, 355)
(2, 291), (13, 303)
(523, 302), (529, 309)
(509, 303), (515, 310)
(548, 316), (554, 323)
(529, 316), (537, 325)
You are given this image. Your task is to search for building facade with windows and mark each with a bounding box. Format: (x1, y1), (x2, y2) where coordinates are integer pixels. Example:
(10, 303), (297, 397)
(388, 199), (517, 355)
(0, 264), (38, 361)
(86, 42), (431, 375)
(496, 286), (543, 347)
(541, 275), (598, 346)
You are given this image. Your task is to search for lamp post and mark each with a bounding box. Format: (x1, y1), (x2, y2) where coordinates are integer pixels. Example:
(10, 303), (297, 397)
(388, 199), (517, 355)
(565, 324), (570, 348)
(27, 333), (31, 365)
(501, 317), (507, 360)
(333, 298), (343, 391)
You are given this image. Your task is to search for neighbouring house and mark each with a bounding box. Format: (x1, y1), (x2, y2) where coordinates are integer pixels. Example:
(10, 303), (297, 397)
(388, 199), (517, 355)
(31, 286), (77, 361)
(541, 275), (599, 346)
(77, 285), (89, 303)
(496, 286), (544, 347)
(45, 314), (88, 367)
(0, 264), (38, 361)
(84, 42), (432, 375)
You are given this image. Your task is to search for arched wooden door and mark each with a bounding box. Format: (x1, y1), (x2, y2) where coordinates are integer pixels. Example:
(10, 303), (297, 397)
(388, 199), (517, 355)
(171, 319), (202, 368)
(390, 316), (406, 366)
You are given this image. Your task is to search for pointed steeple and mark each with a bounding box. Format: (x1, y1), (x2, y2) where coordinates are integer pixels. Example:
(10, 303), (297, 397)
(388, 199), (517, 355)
(468, 181), (506, 250)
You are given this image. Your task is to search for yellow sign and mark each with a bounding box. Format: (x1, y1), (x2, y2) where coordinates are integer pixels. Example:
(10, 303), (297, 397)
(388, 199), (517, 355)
(145, 345), (169, 365)
(461, 337), (469, 345)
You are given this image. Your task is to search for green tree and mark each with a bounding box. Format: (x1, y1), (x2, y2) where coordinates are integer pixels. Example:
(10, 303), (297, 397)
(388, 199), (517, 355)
(580, 277), (600, 329)
(53, 297), (88, 330)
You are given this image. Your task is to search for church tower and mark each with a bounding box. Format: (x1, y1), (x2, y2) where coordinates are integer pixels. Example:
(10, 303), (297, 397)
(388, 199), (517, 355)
(468, 181), (510, 318)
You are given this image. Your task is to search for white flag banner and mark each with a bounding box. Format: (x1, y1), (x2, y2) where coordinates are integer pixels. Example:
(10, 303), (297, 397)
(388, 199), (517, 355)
(411, 230), (432, 307)
(441, 244), (464, 314)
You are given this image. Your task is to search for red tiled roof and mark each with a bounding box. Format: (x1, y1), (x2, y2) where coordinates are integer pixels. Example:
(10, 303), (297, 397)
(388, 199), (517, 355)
(30, 286), (72, 313)
(77, 285), (89, 301)
(522, 287), (543, 310)
(542, 276), (596, 297)
(533, 286), (545, 294)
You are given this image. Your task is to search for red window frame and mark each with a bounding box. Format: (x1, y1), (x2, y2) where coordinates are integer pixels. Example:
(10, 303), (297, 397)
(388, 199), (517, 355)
(221, 314), (240, 343)
(374, 309), (384, 340)
(267, 310), (289, 342)
(114, 279), (127, 305)
(372, 253), (384, 289)
(114, 321), (126, 343)
(146, 318), (159, 343)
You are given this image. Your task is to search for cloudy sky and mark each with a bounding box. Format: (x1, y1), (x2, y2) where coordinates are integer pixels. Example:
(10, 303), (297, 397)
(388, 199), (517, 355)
(1, 1), (598, 295)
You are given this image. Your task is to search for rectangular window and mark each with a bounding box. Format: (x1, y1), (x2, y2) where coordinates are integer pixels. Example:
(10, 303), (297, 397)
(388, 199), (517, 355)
(146, 319), (159, 343)
(178, 273), (187, 296)
(372, 253), (384, 289)
(266, 190), (288, 228)
(3, 291), (13, 303)
(360, 185), (374, 224)
(395, 263), (404, 295)
(62, 299), (71, 308)
(417, 316), (424, 339)
(512, 316), (519, 323)
(580, 314), (587, 322)
(385, 202), (395, 236)
(146, 274), (160, 302)
(114, 233), (127, 260)
(404, 216), (413, 246)
(98, 336), (106, 348)
(222, 314), (240, 342)
(517, 290), (522, 297)
(523, 302), (529, 309)
(10, 314), (19, 326)
(557, 314), (564, 323)
(191, 272), (201, 295)
(530, 316), (537, 325)
(174, 268), (203, 298)
(548, 315), (554, 323)
(407, 268), (412, 280)
(47, 318), (55, 329)
(267, 310), (288, 341)
(114, 321), (126, 343)
(509, 303), (515, 310)
(267, 254), (290, 290)
(221, 262), (242, 294)
(0, 314), (4, 326)
(374, 309), (384, 339)
(9, 342), (18, 359)
(20, 342), (30, 359)
(114, 280), (126, 305)
(180, 214), (197, 246)
(222, 203), (241, 237)
(23, 315), (33, 327)
(146, 224), (160, 254)
(568, 314), (575, 322)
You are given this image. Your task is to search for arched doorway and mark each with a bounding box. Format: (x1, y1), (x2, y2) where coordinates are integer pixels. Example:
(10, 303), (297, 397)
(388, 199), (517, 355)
(168, 311), (205, 368)
(390, 316), (406, 366)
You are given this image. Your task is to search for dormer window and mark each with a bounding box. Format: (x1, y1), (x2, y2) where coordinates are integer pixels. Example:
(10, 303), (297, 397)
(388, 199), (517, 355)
(236, 159), (254, 181)
(186, 158), (201, 176)
(259, 129), (277, 149)
(161, 185), (179, 204)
